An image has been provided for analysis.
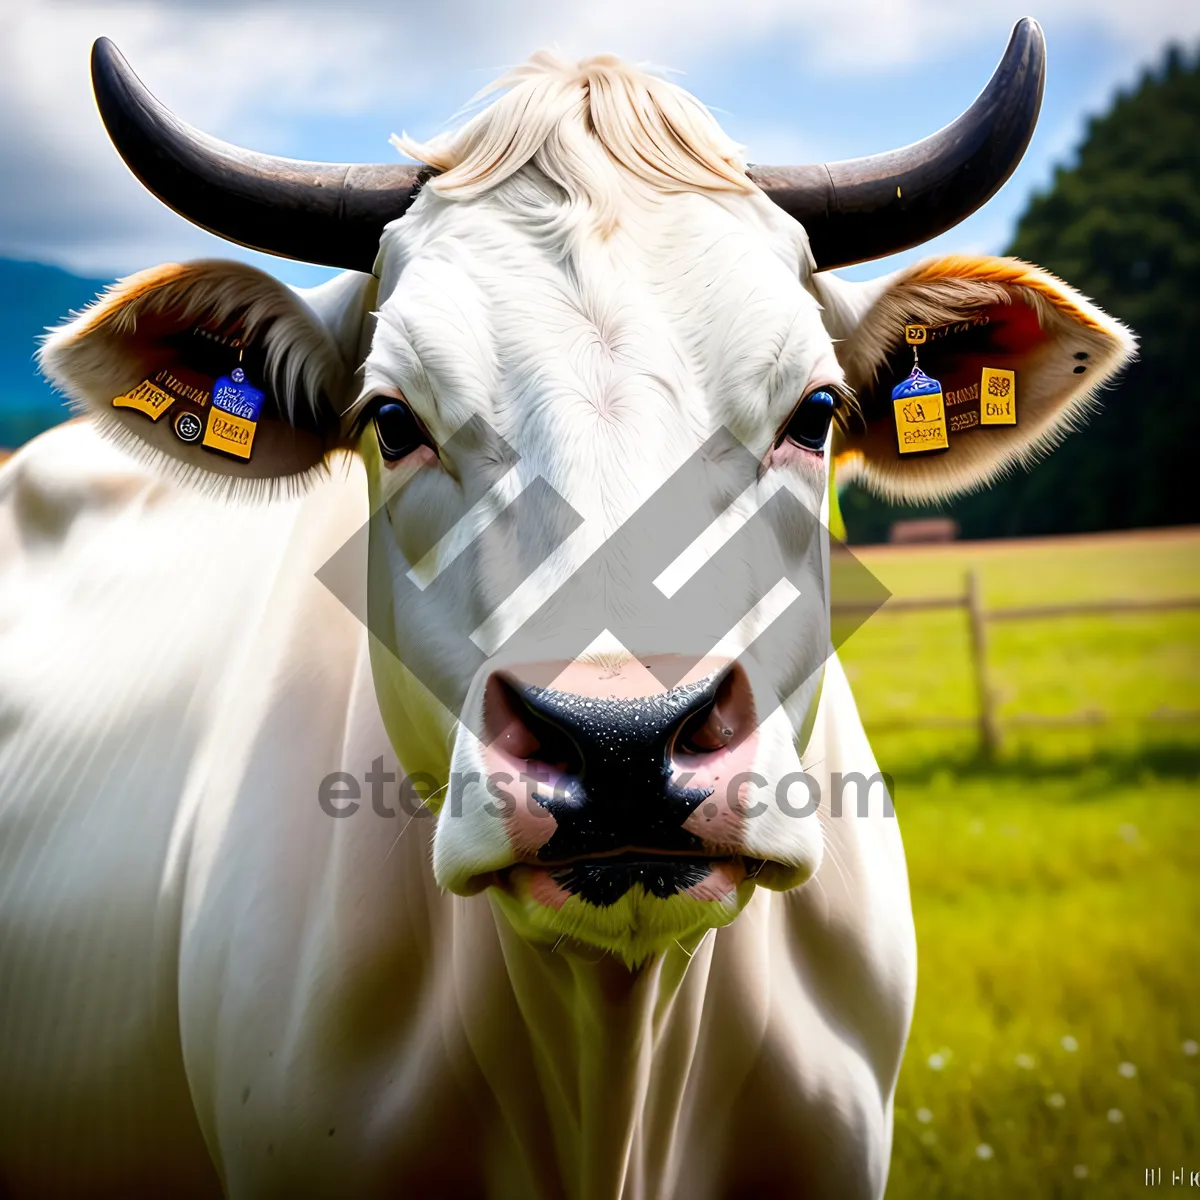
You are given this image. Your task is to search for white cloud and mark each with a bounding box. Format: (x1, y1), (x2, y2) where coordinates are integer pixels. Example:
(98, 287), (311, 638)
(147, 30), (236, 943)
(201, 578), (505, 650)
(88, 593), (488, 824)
(2, 0), (1198, 279)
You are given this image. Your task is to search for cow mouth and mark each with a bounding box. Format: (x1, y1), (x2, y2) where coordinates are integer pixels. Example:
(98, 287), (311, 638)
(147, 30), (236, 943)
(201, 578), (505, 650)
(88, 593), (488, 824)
(494, 850), (761, 908)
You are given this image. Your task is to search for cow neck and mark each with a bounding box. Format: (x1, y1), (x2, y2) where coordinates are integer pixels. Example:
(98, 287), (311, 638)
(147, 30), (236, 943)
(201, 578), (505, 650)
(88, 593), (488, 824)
(488, 905), (715, 1198)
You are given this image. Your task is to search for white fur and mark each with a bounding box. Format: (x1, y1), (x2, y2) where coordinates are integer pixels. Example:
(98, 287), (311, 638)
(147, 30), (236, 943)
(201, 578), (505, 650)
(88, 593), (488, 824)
(0, 423), (911, 1198)
(0, 50), (1136, 1199)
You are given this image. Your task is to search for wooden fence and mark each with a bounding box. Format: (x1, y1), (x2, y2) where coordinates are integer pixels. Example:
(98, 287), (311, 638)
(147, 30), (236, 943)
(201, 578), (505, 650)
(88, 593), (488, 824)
(832, 569), (1200, 758)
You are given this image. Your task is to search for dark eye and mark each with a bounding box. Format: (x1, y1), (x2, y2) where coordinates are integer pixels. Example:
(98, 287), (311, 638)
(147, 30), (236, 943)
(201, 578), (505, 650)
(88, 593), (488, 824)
(373, 400), (429, 461)
(782, 388), (837, 452)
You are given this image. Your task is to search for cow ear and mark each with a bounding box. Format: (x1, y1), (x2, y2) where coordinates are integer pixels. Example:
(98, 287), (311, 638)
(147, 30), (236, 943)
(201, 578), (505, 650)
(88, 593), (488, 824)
(813, 256), (1136, 502)
(39, 260), (375, 497)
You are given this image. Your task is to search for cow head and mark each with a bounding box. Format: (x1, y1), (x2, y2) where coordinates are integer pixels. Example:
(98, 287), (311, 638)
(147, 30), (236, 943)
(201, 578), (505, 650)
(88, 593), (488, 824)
(41, 23), (1133, 965)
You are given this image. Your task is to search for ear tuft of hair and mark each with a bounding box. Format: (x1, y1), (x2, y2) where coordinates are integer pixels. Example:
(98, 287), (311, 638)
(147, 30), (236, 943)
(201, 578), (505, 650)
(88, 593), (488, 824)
(37, 261), (352, 502)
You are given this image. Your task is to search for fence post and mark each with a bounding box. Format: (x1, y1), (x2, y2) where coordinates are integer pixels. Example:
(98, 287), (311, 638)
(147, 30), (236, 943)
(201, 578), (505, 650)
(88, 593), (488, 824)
(966, 568), (1000, 759)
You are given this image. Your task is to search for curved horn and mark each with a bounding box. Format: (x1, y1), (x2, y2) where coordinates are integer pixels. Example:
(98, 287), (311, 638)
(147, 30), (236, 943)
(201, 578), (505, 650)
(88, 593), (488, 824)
(91, 37), (422, 272)
(749, 18), (1046, 271)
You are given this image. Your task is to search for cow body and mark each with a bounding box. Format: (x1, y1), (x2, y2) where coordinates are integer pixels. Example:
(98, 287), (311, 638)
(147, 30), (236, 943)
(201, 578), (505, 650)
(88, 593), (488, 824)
(1, 36), (1138, 1198)
(0, 422), (914, 1198)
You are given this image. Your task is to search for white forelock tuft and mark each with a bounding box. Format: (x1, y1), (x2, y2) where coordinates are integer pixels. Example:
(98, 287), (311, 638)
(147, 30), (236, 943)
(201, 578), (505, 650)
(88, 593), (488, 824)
(392, 51), (754, 237)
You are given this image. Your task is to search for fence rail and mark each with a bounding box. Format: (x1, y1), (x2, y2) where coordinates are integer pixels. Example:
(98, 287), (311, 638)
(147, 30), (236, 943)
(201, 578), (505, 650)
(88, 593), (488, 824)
(832, 569), (1200, 758)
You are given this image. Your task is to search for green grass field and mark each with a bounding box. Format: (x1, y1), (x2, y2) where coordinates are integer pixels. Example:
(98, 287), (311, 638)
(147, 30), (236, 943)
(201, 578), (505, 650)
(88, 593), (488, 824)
(837, 528), (1200, 1197)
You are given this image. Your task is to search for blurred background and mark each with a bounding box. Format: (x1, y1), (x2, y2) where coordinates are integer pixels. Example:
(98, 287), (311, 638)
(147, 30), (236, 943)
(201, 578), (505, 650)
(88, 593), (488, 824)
(2, 2), (1197, 1195)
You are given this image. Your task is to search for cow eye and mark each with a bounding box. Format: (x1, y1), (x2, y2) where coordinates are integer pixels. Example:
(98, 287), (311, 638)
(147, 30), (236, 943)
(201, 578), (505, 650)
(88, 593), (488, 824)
(782, 388), (837, 452)
(373, 399), (429, 461)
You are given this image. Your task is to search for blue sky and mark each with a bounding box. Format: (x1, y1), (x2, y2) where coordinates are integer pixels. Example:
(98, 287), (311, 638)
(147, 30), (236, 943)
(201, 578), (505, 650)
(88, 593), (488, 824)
(3, 1), (1197, 287)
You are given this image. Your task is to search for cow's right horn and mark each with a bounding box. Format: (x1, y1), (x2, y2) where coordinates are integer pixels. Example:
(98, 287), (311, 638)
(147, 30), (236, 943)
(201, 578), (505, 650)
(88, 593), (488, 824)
(91, 37), (424, 273)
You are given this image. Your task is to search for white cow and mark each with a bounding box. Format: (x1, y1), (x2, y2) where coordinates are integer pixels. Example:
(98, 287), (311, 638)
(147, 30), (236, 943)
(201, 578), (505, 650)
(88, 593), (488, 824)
(0, 27), (1132, 1199)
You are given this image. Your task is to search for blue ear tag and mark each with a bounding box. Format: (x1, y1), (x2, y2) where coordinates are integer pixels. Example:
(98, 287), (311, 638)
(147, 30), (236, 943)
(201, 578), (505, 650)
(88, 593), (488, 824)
(202, 365), (265, 460)
(891, 364), (949, 454)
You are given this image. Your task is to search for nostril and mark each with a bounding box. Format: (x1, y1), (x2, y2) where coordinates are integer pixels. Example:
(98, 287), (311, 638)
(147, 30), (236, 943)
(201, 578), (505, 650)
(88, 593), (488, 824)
(675, 701), (735, 754)
(483, 675), (536, 759)
(671, 667), (753, 760)
(483, 675), (583, 774)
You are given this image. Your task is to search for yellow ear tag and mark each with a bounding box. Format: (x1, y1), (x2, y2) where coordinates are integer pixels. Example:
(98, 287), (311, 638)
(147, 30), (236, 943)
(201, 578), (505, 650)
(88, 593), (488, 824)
(112, 377), (175, 421)
(202, 367), (263, 460)
(980, 367), (1016, 425)
(112, 367), (214, 422)
(892, 367), (949, 454)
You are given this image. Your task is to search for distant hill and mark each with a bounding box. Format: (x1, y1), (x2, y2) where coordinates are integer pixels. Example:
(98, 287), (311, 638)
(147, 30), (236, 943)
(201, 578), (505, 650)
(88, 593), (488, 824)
(0, 258), (110, 448)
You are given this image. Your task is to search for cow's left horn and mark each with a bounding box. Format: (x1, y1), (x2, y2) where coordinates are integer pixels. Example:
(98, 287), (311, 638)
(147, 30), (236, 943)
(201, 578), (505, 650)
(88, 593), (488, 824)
(91, 37), (422, 272)
(749, 18), (1046, 270)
